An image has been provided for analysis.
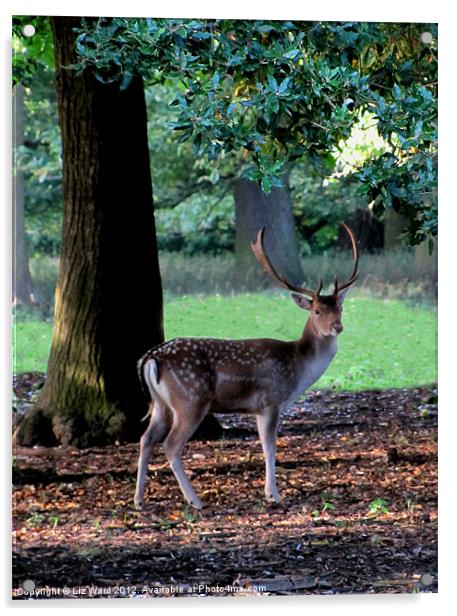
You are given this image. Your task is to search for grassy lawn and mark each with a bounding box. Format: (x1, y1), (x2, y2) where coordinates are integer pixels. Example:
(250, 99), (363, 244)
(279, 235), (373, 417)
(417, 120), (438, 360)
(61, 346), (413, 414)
(13, 294), (436, 391)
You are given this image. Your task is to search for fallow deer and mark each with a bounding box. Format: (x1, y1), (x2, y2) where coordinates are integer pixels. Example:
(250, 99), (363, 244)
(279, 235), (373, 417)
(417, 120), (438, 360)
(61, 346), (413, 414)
(134, 224), (359, 510)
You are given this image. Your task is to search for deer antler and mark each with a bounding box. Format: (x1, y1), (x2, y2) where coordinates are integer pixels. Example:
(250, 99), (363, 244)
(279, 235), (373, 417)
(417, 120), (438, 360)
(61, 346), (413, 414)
(251, 227), (319, 298)
(251, 224), (359, 298)
(335, 223), (359, 294)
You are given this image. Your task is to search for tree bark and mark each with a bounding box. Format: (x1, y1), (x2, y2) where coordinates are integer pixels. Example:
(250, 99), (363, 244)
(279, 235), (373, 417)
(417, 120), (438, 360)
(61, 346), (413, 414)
(15, 17), (164, 447)
(383, 209), (407, 249)
(13, 84), (36, 306)
(234, 177), (304, 289)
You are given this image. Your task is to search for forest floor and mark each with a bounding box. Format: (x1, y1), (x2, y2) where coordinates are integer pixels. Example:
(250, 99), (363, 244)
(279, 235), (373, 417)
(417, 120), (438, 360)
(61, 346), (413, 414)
(12, 381), (437, 600)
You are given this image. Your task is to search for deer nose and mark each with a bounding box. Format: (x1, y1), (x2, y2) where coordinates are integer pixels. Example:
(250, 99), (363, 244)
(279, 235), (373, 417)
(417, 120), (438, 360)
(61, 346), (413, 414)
(333, 322), (344, 334)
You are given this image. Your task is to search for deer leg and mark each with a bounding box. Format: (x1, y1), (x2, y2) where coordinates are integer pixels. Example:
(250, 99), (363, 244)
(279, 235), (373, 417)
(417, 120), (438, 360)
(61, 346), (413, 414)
(256, 410), (281, 503)
(134, 401), (171, 510)
(162, 405), (209, 510)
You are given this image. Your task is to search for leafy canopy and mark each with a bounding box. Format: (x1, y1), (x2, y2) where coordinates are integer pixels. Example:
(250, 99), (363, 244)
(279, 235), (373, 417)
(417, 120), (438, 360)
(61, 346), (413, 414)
(67, 19), (439, 246)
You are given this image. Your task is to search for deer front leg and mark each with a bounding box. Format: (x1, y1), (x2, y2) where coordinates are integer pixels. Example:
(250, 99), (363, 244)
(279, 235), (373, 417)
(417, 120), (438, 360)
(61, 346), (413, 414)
(256, 409), (281, 503)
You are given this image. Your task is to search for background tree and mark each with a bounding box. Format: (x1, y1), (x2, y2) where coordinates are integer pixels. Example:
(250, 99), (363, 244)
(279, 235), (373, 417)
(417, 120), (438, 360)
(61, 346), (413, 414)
(13, 18), (62, 308)
(234, 174), (304, 287)
(13, 83), (36, 306)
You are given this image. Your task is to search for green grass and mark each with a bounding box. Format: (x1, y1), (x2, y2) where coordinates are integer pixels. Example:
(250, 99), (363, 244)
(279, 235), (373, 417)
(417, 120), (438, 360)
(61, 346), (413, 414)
(13, 320), (54, 376)
(14, 294), (436, 391)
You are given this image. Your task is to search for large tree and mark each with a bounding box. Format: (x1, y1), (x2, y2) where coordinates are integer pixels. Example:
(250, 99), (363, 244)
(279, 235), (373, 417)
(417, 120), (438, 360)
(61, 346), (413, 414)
(15, 17), (164, 446)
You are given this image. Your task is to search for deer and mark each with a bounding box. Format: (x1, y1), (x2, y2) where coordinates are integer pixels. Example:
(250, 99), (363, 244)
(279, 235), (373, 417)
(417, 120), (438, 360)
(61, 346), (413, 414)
(134, 223), (359, 510)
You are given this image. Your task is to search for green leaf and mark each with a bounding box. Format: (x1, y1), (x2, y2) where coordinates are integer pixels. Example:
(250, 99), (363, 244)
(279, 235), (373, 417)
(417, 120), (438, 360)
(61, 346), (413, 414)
(267, 73), (278, 92)
(191, 30), (212, 40)
(283, 48), (300, 60)
(414, 120), (423, 140)
(392, 83), (402, 101)
(212, 71), (221, 88)
(278, 77), (291, 94)
(192, 133), (202, 156)
(261, 175), (272, 193)
(240, 166), (260, 182)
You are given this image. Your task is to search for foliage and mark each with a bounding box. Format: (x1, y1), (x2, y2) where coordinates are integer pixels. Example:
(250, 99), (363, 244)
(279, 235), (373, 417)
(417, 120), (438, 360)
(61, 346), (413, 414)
(19, 66), (62, 256)
(368, 497), (390, 516)
(73, 19), (437, 247)
(14, 295), (436, 390)
(17, 70), (362, 257)
(290, 160), (363, 252)
(13, 17), (63, 257)
(155, 192), (235, 254)
(146, 84), (237, 210)
(146, 83), (236, 254)
(148, 82), (363, 254)
(320, 492), (336, 513)
(14, 19), (437, 257)
(12, 16), (54, 86)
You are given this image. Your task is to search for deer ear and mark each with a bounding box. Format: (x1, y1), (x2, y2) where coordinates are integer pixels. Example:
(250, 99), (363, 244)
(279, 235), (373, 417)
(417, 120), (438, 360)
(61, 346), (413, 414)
(338, 288), (349, 303)
(291, 293), (312, 311)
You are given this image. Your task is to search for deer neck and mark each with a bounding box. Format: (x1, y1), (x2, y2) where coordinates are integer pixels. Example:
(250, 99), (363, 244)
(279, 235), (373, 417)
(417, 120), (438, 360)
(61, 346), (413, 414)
(298, 318), (338, 359)
(282, 320), (337, 396)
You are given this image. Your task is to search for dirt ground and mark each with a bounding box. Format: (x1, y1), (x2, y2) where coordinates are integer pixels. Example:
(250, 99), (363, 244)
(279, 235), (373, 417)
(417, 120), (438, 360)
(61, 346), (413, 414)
(12, 383), (437, 599)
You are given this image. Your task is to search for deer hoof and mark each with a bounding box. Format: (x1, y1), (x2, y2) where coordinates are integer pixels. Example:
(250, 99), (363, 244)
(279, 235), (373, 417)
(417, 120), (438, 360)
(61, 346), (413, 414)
(265, 492), (281, 504)
(134, 498), (144, 511)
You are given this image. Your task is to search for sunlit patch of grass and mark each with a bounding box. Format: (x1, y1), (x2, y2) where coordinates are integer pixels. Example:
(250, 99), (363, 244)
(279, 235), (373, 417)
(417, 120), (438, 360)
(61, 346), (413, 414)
(13, 320), (53, 375)
(13, 294), (436, 391)
(164, 294), (436, 391)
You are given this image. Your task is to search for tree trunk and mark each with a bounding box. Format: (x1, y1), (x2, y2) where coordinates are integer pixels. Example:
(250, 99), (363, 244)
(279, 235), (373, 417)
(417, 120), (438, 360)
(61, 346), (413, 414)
(415, 240), (437, 293)
(383, 209), (407, 249)
(234, 177), (304, 289)
(13, 84), (36, 306)
(15, 17), (164, 447)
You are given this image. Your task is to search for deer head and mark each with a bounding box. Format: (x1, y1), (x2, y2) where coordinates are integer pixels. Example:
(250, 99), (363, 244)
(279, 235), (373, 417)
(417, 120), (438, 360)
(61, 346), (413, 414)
(251, 223), (359, 338)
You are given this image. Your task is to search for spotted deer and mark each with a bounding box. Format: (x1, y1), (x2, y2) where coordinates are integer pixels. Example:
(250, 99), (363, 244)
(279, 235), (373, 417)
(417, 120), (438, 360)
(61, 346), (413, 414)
(134, 224), (359, 510)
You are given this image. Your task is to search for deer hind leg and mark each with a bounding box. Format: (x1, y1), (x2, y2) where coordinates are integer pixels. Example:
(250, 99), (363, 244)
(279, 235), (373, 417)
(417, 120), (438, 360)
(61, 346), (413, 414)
(256, 409), (281, 503)
(134, 401), (171, 510)
(162, 403), (209, 510)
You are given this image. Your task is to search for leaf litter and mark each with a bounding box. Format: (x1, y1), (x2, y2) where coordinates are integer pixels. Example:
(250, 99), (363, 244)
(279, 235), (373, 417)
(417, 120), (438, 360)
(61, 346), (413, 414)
(12, 381), (437, 599)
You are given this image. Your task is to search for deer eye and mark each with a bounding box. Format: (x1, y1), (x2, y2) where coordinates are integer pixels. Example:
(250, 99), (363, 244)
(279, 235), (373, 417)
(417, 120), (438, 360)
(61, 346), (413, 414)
(314, 309), (321, 316)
